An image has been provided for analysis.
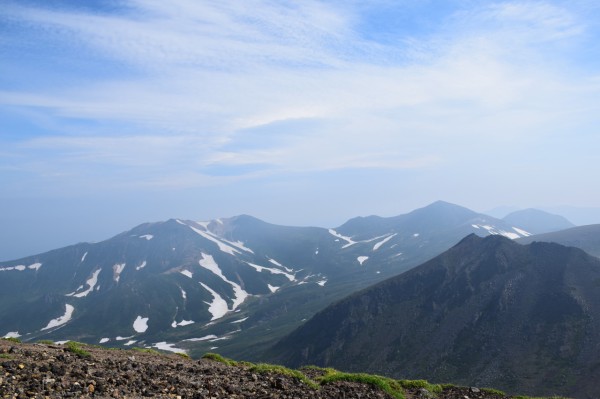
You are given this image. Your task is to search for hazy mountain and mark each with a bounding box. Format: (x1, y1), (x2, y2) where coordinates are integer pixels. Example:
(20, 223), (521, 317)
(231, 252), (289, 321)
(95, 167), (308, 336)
(518, 224), (600, 258)
(269, 235), (600, 398)
(0, 201), (534, 360)
(502, 208), (575, 234)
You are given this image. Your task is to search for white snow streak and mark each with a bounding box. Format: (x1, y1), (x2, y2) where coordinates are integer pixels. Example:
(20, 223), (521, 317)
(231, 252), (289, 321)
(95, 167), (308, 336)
(183, 335), (217, 342)
(136, 261), (147, 271)
(28, 263), (42, 271)
(180, 288), (187, 299)
(125, 340), (137, 346)
(81, 252), (88, 262)
(373, 234), (396, 251)
(180, 270), (193, 278)
(268, 284), (279, 293)
(246, 262), (295, 281)
(328, 229), (356, 248)
(477, 225), (521, 240)
(200, 282), (229, 321)
(231, 317), (248, 323)
(413, 233), (420, 237)
(42, 304), (74, 330)
(199, 253), (248, 310)
(513, 227), (532, 236)
(113, 263), (126, 282)
(139, 234), (154, 240)
(99, 338), (110, 344)
(66, 269), (101, 297)
(152, 342), (187, 354)
(133, 316), (149, 333)
(188, 225), (241, 255)
(268, 258), (294, 272)
(171, 320), (195, 328)
(316, 280), (327, 287)
(357, 256), (369, 265)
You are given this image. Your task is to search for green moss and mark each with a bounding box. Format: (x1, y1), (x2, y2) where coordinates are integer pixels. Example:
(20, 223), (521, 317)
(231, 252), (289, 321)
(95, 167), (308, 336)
(202, 352), (238, 366)
(36, 340), (54, 345)
(481, 387), (506, 395)
(132, 347), (161, 355)
(249, 363), (319, 389)
(319, 372), (405, 399)
(399, 379), (442, 394)
(0, 353), (11, 359)
(175, 352), (191, 359)
(2, 337), (21, 343)
(64, 341), (91, 358)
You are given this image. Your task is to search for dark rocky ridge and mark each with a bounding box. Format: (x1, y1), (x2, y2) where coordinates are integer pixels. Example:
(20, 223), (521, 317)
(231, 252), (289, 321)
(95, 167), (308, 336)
(269, 234), (600, 399)
(1, 339), (537, 399)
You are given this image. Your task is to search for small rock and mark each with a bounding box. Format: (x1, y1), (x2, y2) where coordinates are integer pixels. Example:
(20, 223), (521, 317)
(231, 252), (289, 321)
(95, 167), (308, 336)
(470, 387), (481, 393)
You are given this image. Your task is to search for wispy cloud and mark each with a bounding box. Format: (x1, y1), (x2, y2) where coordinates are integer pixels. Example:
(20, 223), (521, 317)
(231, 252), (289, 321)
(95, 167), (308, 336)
(1, 0), (600, 195)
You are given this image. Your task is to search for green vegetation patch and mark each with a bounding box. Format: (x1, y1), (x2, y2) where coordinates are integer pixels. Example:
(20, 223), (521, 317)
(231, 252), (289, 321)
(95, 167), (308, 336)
(202, 352), (238, 366)
(513, 396), (571, 399)
(249, 363), (319, 389)
(399, 379), (442, 394)
(1, 337), (21, 343)
(36, 340), (54, 345)
(132, 347), (161, 355)
(319, 371), (405, 399)
(481, 387), (506, 395)
(175, 352), (191, 359)
(64, 341), (91, 358)
(0, 353), (11, 359)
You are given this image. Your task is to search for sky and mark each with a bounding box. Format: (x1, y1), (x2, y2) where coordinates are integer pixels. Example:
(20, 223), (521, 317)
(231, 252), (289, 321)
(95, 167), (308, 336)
(2, 0), (600, 260)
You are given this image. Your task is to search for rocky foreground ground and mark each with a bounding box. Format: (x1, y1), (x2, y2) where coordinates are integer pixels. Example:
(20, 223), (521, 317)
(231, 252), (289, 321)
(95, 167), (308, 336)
(0, 339), (561, 399)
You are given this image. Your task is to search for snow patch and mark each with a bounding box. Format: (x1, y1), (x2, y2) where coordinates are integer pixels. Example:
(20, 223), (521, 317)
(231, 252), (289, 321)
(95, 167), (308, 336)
(328, 229), (356, 248)
(152, 342), (187, 354)
(125, 340), (137, 346)
(513, 227), (532, 236)
(99, 338), (110, 344)
(66, 269), (101, 298)
(476, 225), (521, 240)
(172, 320), (194, 328)
(200, 282), (229, 321)
(199, 253), (248, 310)
(183, 335), (217, 342)
(3, 332), (20, 338)
(413, 233), (420, 237)
(471, 224), (480, 229)
(188, 224), (241, 255)
(113, 263), (126, 283)
(316, 280), (327, 287)
(246, 262), (295, 281)
(357, 256), (369, 265)
(180, 269), (193, 278)
(42, 304), (74, 330)
(116, 336), (134, 341)
(373, 234), (396, 251)
(268, 284), (279, 293)
(133, 316), (149, 333)
(268, 258), (294, 273)
(180, 288), (187, 300)
(136, 261), (147, 271)
(81, 252), (88, 262)
(139, 234), (153, 240)
(231, 317), (248, 323)
(0, 262), (42, 272)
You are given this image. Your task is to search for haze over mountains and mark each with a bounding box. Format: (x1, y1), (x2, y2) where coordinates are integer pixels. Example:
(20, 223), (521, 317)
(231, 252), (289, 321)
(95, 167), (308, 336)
(0, 202), (543, 351)
(2, 200), (600, 397)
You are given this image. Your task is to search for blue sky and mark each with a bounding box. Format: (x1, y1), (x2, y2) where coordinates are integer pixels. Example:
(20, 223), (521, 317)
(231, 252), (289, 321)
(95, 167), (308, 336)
(2, 0), (600, 260)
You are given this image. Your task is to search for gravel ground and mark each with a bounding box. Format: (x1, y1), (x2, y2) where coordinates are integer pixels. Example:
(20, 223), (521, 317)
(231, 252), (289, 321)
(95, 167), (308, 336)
(0, 340), (523, 399)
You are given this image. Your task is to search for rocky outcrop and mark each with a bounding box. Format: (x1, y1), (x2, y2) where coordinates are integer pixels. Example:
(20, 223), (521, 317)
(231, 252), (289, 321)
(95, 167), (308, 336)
(1, 340), (516, 399)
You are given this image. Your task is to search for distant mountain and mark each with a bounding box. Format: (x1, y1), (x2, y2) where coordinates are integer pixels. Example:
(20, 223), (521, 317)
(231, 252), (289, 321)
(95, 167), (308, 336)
(518, 224), (600, 258)
(502, 208), (575, 234)
(0, 201), (534, 360)
(269, 235), (600, 399)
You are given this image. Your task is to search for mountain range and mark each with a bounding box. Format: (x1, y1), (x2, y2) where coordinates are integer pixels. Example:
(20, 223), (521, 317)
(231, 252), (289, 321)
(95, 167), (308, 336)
(270, 234), (600, 398)
(0, 200), (550, 358)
